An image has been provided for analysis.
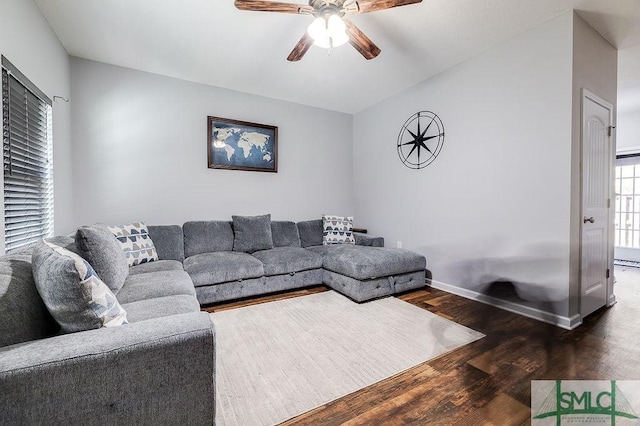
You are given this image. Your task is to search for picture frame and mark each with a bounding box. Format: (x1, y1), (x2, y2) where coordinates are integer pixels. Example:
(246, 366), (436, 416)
(207, 116), (278, 172)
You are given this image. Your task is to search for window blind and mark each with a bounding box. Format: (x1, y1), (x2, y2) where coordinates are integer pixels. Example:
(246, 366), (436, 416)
(2, 57), (54, 253)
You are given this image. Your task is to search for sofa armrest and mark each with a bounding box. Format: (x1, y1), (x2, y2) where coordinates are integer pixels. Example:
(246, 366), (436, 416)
(0, 312), (215, 425)
(355, 232), (384, 247)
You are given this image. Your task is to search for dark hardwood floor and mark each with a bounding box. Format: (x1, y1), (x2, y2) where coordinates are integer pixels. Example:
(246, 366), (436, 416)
(204, 267), (640, 425)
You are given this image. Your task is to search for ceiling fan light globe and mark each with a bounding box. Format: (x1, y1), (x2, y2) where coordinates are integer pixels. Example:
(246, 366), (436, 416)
(308, 15), (348, 49)
(307, 17), (327, 43)
(330, 32), (349, 47)
(327, 14), (346, 34)
(327, 15), (348, 47)
(312, 37), (331, 49)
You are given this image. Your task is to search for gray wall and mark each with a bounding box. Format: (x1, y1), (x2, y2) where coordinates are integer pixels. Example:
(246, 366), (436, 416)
(0, 0), (74, 242)
(352, 11), (617, 326)
(354, 12), (576, 322)
(70, 58), (355, 226)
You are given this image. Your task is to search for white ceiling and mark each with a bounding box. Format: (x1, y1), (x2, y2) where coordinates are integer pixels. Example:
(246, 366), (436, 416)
(35, 0), (640, 114)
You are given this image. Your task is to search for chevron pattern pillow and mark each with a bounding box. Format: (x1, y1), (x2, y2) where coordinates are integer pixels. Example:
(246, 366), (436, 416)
(322, 214), (355, 245)
(108, 222), (159, 267)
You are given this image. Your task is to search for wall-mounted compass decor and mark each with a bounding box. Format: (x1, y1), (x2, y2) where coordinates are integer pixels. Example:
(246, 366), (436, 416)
(397, 111), (445, 169)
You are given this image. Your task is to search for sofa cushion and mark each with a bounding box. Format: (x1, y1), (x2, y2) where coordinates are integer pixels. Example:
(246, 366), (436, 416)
(44, 235), (81, 255)
(184, 251), (264, 286)
(183, 221), (234, 258)
(75, 224), (129, 293)
(31, 240), (128, 333)
(128, 259), (184, 275)
(108, 222), (159, 266)
(148, 225), (185, 262)
(120, 294), (201, 323)
(271, 221), (301, 248)
(232, 214), (274, 253)
(322, 214), (355, 245)
(0, 254), (59, 348)
(252, 247), (322, 276)
(308, 244), (426, 280)
(297, 219), (323, 248)
(116, 270), (196, 304)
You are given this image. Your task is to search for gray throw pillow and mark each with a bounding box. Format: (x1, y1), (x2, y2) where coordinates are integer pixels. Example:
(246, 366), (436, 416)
(297, 219), (324, 248)
(75, 224), (129, 293)
(271, 221), (301, 248)
(32, 240), (128, 333)
(232, 214), (274, 253)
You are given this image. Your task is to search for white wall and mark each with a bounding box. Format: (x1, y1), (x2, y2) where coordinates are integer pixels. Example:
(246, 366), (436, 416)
(617, 43), (640, 154)
(569, 13), (618, 316)
(70, 58), (354, 226)
(617, 111), (640, 153)
(0, 0), (73, 239)
(353, 13), (575, 319)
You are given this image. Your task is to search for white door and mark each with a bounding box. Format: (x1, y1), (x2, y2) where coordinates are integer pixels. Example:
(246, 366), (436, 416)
(581, 89), (613, 319)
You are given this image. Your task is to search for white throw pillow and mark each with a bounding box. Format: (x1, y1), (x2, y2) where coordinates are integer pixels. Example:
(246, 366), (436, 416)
(108, 222), (159, 267)
(322, 214), (355, 245)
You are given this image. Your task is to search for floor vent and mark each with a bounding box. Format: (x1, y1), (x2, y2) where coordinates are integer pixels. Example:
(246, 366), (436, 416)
(614, 259), (640, 268)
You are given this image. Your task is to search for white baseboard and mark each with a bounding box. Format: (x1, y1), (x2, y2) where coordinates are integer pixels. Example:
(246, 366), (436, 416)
(429, 279), (582, 330)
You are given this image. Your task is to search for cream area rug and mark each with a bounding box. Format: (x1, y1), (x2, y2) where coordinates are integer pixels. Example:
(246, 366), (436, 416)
(211, 291), (484, 426)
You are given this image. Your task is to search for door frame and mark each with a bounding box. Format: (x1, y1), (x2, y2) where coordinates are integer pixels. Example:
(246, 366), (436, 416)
(613, 152), (640, 262)
(580, 88), (616, 318)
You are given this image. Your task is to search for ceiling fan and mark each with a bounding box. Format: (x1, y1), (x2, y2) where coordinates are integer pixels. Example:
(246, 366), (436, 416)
(234, 0), (423, 61)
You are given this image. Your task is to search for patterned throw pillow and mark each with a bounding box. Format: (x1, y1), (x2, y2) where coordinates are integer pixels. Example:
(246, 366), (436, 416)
(108, 222), (159, 267)
(322, 214), (355, 245)
(32, 240), (128, 333)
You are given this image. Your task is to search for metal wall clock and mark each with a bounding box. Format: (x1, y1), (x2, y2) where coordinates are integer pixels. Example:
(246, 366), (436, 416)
(397, 111), (445, 169)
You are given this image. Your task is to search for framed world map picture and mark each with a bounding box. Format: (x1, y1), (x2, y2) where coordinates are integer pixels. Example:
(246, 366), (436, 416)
(207, 116), (278, 172)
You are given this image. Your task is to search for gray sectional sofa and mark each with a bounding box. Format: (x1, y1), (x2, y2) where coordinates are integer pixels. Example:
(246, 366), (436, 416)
(0, 216), (426, 424)
(173, 219), (425, 304)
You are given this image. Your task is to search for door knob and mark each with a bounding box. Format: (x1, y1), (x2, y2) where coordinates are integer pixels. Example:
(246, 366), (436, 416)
(583, 216), (595, 224)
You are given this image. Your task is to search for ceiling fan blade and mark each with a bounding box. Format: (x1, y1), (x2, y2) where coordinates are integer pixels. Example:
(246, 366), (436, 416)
(344, 19), (381, 60)
(287, 32), (315, 61)
(343, 0), (422, 14)
(234, 0), (313, 14)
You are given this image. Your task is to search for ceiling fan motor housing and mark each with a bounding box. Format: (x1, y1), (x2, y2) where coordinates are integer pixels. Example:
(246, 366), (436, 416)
(309, 0), (346, 18)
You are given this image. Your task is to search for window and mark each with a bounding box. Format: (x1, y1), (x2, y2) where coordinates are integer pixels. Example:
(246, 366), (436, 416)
(615, 154), (640, 249)
(1, 56), (53, 254)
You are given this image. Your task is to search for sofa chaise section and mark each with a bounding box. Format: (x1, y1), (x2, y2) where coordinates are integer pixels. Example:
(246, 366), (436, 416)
(299, 219), (426, 302)
(308, 244), (426, 302)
